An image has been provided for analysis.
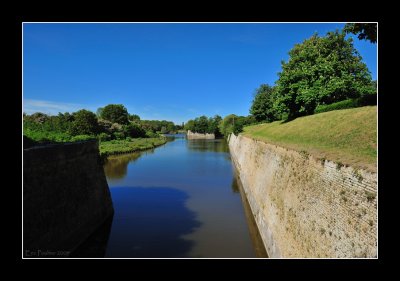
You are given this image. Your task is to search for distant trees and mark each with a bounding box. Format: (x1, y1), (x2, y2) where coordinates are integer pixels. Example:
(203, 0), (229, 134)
(344, 23), (377, 43)
(274, 30), (375, 119)
(23, 104), (180, 144)
(99, 104), (129, 124)
(140, 120), (176, 134)
(184, 115), (222, 136)
(219, 114), (255, 136)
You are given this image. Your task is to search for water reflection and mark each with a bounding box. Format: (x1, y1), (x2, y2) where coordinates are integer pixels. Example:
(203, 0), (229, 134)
(231, 177), (240, 193)
(103, 150), (154, 179)
(105, 187), (201, 258)
(163, 133), (186, 139)
(186, 139), (228, 153)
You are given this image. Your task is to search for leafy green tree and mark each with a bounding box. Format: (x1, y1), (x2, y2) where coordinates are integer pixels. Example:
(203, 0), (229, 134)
(208, 115), (222, 136)
(70, 109), (99, 136)
(344, 23), (377, 43)
(250, 84), (278, 122)
(99, 104), (129, 124)
(28, 112), (49, 123)
(275, 30), (375, 119)
(129, 114), (141, 122)
(184, 120), (195, 132)
(191, 116), (208, 133)
(220, 114), (240, 136)
(96, 107), (104, 117)
(123, 123), (146, 138)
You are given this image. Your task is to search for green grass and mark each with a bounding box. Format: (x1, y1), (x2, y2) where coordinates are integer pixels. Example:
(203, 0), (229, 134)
(99, 137), (167, 157)
(242, 106), (377, 172)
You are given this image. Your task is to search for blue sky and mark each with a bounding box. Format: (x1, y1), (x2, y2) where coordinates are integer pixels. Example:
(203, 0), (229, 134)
(23, 23), (377, 124)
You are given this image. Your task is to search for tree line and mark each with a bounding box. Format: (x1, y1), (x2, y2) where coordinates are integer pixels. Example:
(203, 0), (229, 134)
(184, 114), (256, 137)
(23, 104), (183, 145)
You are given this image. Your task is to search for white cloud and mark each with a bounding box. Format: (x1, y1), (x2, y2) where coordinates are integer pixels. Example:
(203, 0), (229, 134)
(23, 99), (84, 115)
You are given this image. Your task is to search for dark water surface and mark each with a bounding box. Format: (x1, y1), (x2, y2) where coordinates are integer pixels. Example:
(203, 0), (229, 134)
(101, 135), (266, 258)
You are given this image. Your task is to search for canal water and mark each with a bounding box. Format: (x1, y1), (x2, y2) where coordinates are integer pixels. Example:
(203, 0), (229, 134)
(101, 134), (266, 258)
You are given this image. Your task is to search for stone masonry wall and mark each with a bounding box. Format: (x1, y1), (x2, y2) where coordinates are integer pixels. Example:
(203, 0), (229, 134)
(228, 134), (377, 258)
(23, 140), (114, 256)
(186, 130), (215, 139)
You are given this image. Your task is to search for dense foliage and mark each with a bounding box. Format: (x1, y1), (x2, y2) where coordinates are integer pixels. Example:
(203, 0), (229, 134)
(70, 109), (99, 136)
(184, 115), (223, 136)
(99, 104), (129, 125)
(250, 84), (279, 122)
(344, 23), (377, 43)
(140, 120), (180, 134)
(219, 114), (256, 136)
(23, 104), (180, 147)
(314, 93), (377, 114)
(275, 31), (374, 119)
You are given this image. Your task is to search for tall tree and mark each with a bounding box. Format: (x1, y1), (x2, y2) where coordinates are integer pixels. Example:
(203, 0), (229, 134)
(275, 30), (374, 119)
(344, 23), (377, 43)
(99, 104), (129, 124)
(250, 84), (277, 122)
(70, 109), (99, 136)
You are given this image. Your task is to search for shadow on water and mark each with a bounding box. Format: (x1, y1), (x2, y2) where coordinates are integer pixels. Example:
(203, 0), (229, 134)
(104, 186), (201, 258)
(231, 176), (240, 193)
(103, 150), (154, 179)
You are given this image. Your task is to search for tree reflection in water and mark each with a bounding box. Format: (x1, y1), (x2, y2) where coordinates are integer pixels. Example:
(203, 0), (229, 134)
(103, 149), (155, 179)
(186, 139), (228, 153)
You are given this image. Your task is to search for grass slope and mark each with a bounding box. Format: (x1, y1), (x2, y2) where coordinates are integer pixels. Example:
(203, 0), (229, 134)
(242, 106), (377, 172)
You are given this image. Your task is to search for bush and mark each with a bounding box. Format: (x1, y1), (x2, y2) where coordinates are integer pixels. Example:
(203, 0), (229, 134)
(113, 132), (125, 140)
(314, 99), (359, 114)
(145, 131), (159, 138)
(97, 132), (110, 141)
(123, 123), (146, 138)
(314, 94), (377, 114)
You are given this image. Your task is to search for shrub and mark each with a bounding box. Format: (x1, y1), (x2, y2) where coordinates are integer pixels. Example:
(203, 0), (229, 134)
(98, 132), (111, 142)
(314, 94), (377, 114)
(113, 132), (125, 140)
(314, 99), (359, 114)
(145, 131), (159, 138)
(123, 123), (146, 138)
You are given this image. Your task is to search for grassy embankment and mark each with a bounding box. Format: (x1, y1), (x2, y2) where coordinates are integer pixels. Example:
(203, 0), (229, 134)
(242, 106), (377, 172)
(99, 137), (167, 158)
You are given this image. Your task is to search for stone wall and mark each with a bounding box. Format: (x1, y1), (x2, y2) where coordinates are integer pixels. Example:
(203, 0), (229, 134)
(23, 140), (114, 257)
(228, 134), (377, 258)
(186, 130), (215, 139)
